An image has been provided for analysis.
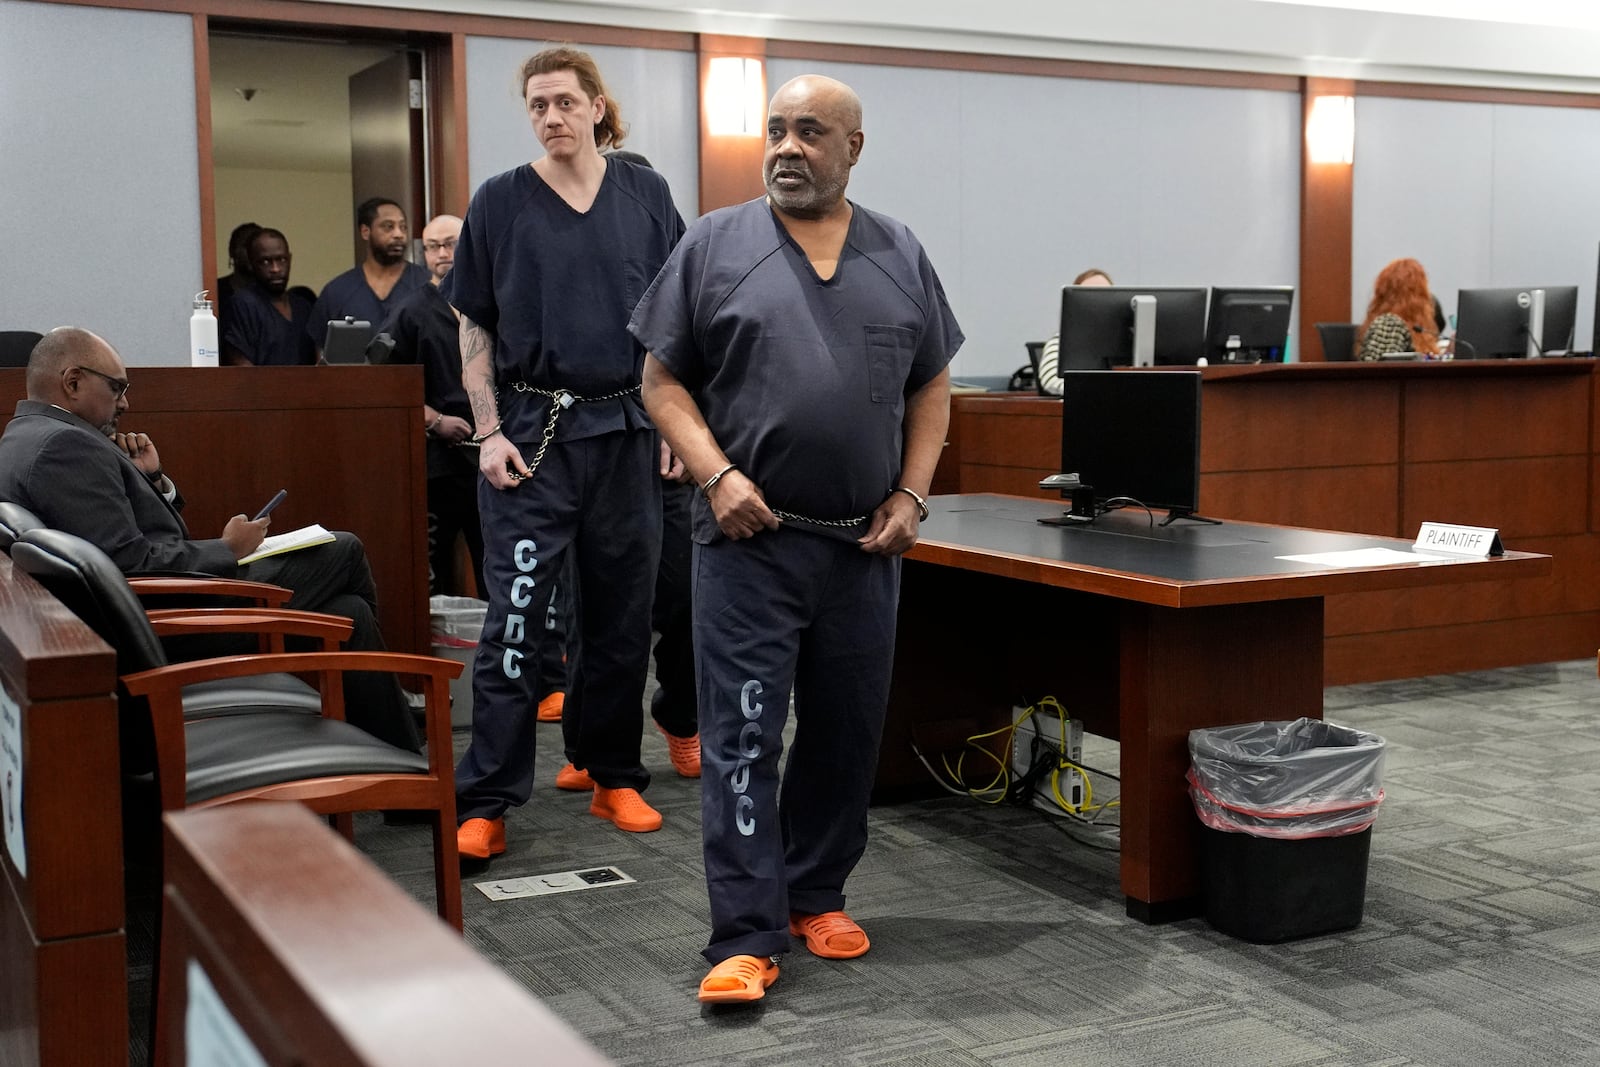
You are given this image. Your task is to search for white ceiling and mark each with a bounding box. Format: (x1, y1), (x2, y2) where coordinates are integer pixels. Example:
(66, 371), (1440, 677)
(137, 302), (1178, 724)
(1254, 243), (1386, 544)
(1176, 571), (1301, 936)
(341, 0), (1600, 91)
(209, 35), (403, 172)
(211, 0), (1600, 175)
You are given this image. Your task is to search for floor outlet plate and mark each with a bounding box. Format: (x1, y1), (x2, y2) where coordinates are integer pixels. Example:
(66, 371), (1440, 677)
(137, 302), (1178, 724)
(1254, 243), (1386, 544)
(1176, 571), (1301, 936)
(474, 865), (635, 901)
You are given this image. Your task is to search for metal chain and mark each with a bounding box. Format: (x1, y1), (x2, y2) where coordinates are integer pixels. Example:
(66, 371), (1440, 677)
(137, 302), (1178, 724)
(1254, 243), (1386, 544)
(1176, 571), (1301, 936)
(505, 382), (640, 483)
(771, 508), (869, 528)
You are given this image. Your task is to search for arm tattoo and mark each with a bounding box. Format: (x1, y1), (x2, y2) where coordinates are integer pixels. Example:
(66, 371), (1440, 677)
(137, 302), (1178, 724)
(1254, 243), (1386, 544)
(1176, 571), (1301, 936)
(459, 315), (499, 428)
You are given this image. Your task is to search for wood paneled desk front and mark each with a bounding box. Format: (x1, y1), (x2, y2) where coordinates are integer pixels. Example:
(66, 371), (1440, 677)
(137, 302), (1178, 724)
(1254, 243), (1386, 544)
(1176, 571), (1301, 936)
(0, 366), (429, 655)
(939, 358), (1599, 683)
(880, 494), (1551, 920)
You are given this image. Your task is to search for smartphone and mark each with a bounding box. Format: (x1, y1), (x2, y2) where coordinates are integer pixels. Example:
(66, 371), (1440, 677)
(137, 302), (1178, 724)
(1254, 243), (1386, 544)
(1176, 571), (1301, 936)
(253, 489), (287, 521)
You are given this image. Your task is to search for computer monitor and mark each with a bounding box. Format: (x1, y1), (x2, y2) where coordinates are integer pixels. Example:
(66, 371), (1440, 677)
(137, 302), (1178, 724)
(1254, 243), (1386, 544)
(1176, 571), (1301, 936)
(1050, 370), (1203, 523)
(1454, 285), (1578, 359)
(1058, 286), (1209, 370)
(1204, 286), (1294, 364)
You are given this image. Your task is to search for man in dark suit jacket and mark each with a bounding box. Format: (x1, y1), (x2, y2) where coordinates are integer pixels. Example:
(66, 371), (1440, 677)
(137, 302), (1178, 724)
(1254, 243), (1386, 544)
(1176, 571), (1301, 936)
(0, 326), (420, 752)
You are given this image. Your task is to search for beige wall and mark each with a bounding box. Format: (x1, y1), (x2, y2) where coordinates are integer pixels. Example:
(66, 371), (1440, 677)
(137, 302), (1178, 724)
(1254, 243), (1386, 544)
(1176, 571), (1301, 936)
(213, 167), (358, 295)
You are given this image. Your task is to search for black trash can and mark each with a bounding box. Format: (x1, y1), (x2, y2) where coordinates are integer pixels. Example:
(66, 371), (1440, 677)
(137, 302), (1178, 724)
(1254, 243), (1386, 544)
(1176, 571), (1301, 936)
(1187, 718), (1385, 943)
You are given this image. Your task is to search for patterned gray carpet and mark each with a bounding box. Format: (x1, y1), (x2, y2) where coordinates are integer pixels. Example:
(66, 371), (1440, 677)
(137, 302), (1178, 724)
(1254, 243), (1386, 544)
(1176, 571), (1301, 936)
(327, 658), (1600, 1064)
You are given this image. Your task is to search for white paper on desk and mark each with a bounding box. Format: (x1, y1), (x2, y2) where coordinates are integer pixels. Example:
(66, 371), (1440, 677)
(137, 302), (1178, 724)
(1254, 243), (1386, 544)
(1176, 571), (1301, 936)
(1276, 547), (1453, 567)
(238, 523), (335, 566)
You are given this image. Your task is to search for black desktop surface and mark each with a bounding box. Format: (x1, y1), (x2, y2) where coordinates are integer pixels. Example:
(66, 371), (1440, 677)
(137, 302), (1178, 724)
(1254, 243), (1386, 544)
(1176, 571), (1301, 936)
(917, 497), (1443, 585)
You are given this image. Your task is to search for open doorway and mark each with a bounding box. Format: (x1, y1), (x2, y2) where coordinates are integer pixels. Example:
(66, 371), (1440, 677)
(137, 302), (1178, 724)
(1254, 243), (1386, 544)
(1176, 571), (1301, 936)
(208, 32), (432, 301)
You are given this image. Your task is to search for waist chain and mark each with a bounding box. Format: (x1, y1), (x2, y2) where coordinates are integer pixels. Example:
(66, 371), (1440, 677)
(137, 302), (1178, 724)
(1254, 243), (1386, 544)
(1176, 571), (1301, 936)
(506, 381), (639, 482)
(770, 507), (869, 529)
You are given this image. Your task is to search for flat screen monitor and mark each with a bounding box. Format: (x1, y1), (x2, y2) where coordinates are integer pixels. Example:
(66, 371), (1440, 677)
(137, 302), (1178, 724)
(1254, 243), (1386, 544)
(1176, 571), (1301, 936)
(1058, 286), (1209, 370)
(1205, 286), (1294, 364)
(1054, 370), (1202, 522)
(1453, 285), (1578, 359)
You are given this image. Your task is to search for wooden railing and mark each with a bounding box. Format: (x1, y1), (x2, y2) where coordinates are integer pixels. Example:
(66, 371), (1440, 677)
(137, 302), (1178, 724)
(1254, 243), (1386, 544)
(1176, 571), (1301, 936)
(0, 553), (123, 1066)
(158, 804), (611, 1066)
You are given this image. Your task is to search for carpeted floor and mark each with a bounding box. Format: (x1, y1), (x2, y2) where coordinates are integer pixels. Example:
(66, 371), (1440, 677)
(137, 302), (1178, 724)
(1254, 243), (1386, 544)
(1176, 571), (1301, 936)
(144, 657), (1600, 1065)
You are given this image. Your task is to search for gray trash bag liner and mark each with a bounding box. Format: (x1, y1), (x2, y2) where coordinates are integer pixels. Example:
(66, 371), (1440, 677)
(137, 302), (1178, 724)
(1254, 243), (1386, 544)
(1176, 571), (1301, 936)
(1187, 718), (1385, 839)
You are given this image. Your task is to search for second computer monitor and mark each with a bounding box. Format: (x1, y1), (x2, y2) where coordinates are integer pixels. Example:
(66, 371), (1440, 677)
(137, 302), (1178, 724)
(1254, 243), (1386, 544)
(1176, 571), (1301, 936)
(1454, 285), (1578, 358)
(1205, 286), (1294, 364)
(1058, 285), (1209, 370)
(1059, 369), (1203, 520)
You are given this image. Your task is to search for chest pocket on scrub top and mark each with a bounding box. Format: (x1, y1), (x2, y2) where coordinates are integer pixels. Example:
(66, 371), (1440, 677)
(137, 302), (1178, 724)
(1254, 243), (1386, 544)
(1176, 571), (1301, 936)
(865, 325), (916, 404)
(622, 256), (655, 312)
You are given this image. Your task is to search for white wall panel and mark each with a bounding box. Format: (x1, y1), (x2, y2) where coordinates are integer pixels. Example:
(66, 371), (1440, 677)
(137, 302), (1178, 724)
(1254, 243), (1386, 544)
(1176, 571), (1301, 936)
(1489, 104), (1600, 351)
(464, 36), (697, 224)
(1352, 96), (1493, 331)
(1354, 96), (1599, 350)
(771, 59), (1300, 378)
(1, 0), (200, 364)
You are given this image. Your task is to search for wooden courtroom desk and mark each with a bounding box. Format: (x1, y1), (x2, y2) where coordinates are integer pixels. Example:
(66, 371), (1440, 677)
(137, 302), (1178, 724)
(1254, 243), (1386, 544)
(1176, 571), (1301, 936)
(0, 554), (123, 1066)
(0, 367), (429, 656)
(938, 358), (1599, 683)
(882, 494), (1550, 920)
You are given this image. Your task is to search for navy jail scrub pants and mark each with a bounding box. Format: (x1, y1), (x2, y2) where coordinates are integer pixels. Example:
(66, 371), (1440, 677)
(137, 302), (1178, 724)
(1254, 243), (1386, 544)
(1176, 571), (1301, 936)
(693, 525), (900, 963)
(454, 428), (662, 822)
(555, 476), (699, 767)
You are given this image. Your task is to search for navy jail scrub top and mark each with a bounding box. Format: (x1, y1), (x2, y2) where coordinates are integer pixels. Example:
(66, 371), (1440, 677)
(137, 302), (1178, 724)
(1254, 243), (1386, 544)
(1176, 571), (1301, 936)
(307, 262), (431, 346)
(629, 197), (963, 543)
(442, 158), (686, 444)
(225, 285), (316, 366)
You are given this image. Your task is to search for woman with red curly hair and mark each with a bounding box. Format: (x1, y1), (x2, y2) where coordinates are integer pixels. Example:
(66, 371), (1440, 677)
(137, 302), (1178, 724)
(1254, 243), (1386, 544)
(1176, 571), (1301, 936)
(1357, 258), (1441, 360)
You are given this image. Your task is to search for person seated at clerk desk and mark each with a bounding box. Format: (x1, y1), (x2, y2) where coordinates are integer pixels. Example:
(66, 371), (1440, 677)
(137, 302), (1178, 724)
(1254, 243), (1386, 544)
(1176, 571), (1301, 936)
(222, 227), (317, 366)
(1356, 257), (1444, 361)
(1036, 268), (1113, 395)
(0, 326), (422, 754)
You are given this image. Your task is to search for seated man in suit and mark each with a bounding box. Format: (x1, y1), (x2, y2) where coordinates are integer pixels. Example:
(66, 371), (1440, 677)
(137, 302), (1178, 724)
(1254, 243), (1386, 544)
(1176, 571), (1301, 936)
(0, 326), (419, 752)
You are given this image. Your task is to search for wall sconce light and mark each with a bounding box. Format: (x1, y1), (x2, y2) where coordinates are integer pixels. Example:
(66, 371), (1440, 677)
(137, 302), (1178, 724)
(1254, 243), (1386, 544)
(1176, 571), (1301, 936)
(1306, 94), (1355, 164)
(705, 56), (765, 137)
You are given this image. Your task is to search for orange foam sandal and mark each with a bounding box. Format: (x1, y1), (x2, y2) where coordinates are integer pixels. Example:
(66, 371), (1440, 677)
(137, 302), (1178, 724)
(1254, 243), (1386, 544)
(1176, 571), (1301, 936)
(536, 691), (565, 722)
(590, 786), (662, 832)
(698, 955), (779, 1004)
(658, 723), (702, 778)
(457, 817), (505, 860)
(554, 763), (594, 791)
(789, 911), (870, 959)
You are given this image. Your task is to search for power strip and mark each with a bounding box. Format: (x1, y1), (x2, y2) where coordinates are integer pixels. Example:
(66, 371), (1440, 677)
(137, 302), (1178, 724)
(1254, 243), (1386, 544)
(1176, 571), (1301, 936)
(1011, 708), (1086, 810)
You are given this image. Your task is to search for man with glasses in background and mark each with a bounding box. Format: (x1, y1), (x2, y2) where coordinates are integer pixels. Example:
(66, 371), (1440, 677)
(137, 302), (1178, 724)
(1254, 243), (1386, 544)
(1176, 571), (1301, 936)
(377, 213), (484, 597)
(0, 326), (421, 752)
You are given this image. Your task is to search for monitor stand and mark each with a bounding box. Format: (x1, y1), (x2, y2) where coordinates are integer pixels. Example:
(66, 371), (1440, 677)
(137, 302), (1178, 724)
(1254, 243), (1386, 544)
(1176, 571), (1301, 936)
(1036, 484), (1099, 526)
(1158, 508), (1221, 527)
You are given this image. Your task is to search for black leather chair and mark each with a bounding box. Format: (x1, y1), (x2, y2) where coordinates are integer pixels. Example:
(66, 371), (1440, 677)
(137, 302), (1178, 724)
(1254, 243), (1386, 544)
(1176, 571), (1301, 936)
(0, 500), (42, 550)
(0, 500), (324, 715)
(1315, 322), (1359, 362)
(0, 330), (42, 367)
(10, 527), (463, 928)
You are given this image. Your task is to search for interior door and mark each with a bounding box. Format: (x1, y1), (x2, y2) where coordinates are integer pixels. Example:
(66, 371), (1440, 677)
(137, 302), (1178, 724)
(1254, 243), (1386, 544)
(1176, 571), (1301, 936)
(349, 51), (426, 263)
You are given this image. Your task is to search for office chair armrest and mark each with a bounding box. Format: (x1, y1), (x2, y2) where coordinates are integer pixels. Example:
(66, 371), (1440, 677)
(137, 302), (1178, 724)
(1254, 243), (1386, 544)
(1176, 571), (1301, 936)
(145, 607), (355, 651)
(123, 650), (462, 772)
(129, 575), (294, 607)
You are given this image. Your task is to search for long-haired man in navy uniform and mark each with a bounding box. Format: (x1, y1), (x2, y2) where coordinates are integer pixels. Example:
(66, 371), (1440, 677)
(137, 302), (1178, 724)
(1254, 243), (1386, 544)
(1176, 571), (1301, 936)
(634, 74), (961, 1002)
(444, 47), (686, 861)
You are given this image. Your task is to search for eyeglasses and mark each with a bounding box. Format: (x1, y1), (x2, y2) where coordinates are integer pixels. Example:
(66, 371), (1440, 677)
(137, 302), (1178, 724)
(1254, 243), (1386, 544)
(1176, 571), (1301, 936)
(72, 365), (130, 399)
(422, 238), (458, 253)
